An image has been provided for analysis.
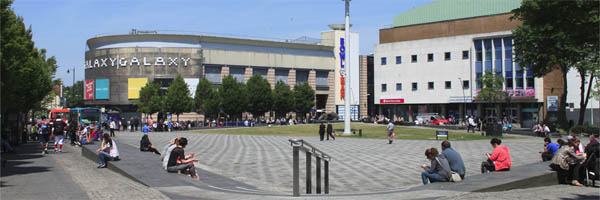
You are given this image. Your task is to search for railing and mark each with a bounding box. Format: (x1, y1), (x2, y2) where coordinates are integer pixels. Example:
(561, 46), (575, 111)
(289, 139), (331, 197)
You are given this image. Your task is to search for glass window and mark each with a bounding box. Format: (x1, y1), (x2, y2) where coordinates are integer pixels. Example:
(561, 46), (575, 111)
(494, 38), (502, 61)
(484, 39), (492, 61)
(462, 50), (469, 59)
(474, 40), (482, 62)
(516, 78), (524, 89)
(316, 71), (328, 87)
(205, 66), (222, 84)
(504, 37), (513, 61)
(381, 84), (387, 92)
(476, 74), (482, 89)
(445, 81), (451, 89)
(527, 77), (534, 89)
(506, 78), (513, 89)
(230, 67), (245, 83)
(463, 80), (469, 89)
(411, 55), (417, 63)
(428, 82), (434, 90)
(445, 52), (451, 60)
(253, 68), (268, 79)
(428, 53), (434, 62)
(275, 69), (289, 85)
(412, 82), (418, 91)
(396, 83), (402, 91)
(296, 70), (309, 85)
(381, 57), (387, 65)
(396, 56), (402, 64)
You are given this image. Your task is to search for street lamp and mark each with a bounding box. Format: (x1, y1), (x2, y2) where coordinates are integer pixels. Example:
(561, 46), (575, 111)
(459, 77), (466, 120)
(66, 67), (75, 108)
(342, 0), (352, 135)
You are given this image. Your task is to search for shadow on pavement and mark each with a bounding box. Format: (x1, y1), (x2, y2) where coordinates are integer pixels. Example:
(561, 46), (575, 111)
(0, 142), (52, 178)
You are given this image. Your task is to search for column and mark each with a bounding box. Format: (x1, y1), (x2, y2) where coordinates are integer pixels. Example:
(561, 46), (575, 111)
(267, 68), (275, 89)
(289, 69), (296, 90)
(326, 70), (335, 113)
(221, 66), (230, 81)
(243, 67), (253, 83)
(308, 70), (316, 91)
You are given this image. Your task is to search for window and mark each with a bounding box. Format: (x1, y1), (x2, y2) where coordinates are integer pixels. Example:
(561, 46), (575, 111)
(445, 81), (451, 89)
(569, 103), (575, 109)
(462, 80), (469, 89)
(428, 82), (434, 90)
(396, 83), (402, 91)
(316, 71), (329, 87)
(506, 78), (513, 89)
(381, 84), (387, 92)
(527, 77), (534, 89)
(296, 70), (309, 85)
(516, 78), (524, 89)
(412, 82), (418, 91)
(230, 67), (245, 83)
(462, 50), (469, 59)
(411, 55), (417, 63)
(205, 66), (222, 84)
(444, 52), (451, 60)
(381, 57), (387, 65)
(275, 69), (289, 85)
(428, 53), (434, 62)
(396, 56), (402, 64)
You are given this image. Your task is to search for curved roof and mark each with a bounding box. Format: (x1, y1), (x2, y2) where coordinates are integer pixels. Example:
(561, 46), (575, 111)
(393, 0), (521, 27)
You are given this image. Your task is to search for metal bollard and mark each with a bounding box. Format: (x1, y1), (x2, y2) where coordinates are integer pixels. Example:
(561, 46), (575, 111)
(359, 129), (362, 137)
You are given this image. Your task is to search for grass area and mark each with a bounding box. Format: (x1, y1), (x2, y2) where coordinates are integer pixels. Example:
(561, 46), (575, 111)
(192, 123), (519, 141)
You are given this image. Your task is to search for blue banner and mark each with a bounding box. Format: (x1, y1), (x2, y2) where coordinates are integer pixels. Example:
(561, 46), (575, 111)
(95, 79), (109, 100)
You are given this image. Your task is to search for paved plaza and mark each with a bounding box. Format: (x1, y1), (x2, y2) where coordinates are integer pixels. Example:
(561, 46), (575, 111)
(113, 126), (554, 195)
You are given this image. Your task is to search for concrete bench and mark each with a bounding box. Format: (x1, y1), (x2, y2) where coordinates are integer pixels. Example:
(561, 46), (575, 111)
(80, 141), (275, 197)
(412, 161), (557, 192)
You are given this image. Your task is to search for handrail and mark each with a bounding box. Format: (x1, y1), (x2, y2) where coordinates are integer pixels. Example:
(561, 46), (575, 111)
(288, 139), (332, 161)
(289, 139), (331, 196)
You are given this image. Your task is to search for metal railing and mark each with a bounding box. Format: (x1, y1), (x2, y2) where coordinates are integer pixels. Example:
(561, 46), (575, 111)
(289, 139), (331, 197)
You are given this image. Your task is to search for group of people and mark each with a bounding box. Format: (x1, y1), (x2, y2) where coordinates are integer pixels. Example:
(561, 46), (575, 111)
(547, 135), (599, 186)
(318, 122), (335, 141)
(420, 138), (511, 185)
(533, 123), (551, 137)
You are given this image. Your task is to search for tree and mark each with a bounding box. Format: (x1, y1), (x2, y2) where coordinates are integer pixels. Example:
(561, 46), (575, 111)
(64, 80), (84, 108)
(272, 80), (294, 118)
(293, 82), (315, 121)
(246, 74), (272, 120)
(476, 73), (506, 103)
(219, 75), (247, 120)
(511, 0), (600, 126)
(1, 0), (57, 115)
(194, 78), (214, 117)
(137, 81), (162, 117)
(165, 74), (193, 121)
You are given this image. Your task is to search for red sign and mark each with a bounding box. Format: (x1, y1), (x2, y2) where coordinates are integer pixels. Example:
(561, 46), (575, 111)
(85, 80), (94, 100)
(380, 99), (404, 104)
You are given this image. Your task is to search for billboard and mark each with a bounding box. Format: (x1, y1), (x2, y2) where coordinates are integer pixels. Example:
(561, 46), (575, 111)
(128, 78), (148, 99)
(95, 79), (109, 100)
(84, 80), (94, 100)
(547, 96), (559, 112)
(184, 78), (199, 98)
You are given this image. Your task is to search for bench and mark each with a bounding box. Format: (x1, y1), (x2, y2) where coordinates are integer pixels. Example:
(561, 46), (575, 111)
(80, 141), (272, 196)
(412, 161), (557, 192)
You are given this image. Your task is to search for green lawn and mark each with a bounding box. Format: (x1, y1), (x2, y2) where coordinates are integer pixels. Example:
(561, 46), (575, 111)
(192, 123), (519, 140)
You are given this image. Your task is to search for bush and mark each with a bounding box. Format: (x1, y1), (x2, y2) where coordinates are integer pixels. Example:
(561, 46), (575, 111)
(570, 125), (600, 136)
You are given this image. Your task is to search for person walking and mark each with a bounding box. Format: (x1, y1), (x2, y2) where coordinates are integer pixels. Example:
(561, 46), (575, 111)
(109, 119), (116, 138)
(53, 115), (66, 153)
(326, 122), (335, 140)
(319, 122), (325, 141)
(467, 116), (476, 133)
(68, 118), (77, 146)
(387, 121), (394, 144)
(39, 119), (50, 154)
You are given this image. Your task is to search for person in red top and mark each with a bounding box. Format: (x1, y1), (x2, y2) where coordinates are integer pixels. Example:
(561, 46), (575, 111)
(481, 138), (512, 173)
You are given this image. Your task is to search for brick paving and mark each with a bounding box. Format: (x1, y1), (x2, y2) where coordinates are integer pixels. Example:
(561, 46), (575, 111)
(113, 127), (551, 195)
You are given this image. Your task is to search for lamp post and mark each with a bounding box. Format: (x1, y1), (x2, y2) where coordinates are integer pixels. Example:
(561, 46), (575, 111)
(66, 67), (75, 108)
(459, 78), (466, 120)
(343, 0), (352, 135)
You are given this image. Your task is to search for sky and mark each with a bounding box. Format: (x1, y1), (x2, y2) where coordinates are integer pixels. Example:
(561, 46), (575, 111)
(11, 0), (436, 86)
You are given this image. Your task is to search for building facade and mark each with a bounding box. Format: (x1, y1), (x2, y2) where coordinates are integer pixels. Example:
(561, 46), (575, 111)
(84, 33), (338, 120)
(374, 0), (546, 128)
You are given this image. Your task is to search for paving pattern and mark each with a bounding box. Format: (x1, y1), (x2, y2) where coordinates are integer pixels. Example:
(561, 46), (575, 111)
(113, 129), (552, 195)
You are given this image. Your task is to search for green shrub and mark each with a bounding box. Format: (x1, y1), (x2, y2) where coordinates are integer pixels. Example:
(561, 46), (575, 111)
(570, 125), (600, 136)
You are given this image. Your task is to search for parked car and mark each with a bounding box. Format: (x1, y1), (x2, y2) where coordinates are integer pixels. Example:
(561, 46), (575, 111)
(428, 116), (449, 125)
(415, 113), (448, 125)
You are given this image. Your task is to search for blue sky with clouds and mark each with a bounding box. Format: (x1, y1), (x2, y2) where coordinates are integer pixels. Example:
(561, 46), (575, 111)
(11, 0), (435, 85)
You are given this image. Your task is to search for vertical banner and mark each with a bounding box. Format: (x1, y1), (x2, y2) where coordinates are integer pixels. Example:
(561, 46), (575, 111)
(128, 78), (148, 99)
(547, 96), (559, 112)
(184, 78), (199, 98)
(95, 79), (109, 100)
(84, 80), (94, 100)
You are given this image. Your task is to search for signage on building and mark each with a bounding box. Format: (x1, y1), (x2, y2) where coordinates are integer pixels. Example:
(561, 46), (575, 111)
(474, 89), (535, 98)
(448, 97), (473, 103)
(95, 79), (109, 100)
(547, 96), (559, 112)
(85, 56), (191, 69)
(380, 99), (405, 104)
(184, 78), (199, 98)
(339, 37), (345, 100)
(84, 80), (94, 100)
(127, 78), (148, 99)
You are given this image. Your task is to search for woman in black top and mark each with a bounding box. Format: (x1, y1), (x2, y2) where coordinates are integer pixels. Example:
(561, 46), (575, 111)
(140, 135), (160, 155)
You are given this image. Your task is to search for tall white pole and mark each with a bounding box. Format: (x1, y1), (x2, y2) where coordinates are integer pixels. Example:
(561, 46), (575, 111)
(343, 0), (352, 135)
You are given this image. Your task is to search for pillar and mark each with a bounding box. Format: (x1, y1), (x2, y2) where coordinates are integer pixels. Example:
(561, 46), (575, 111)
(326, 70), (335, 113)
(267, 68), (275, 89)
(243, 67), (253, 83)
(289, 69), (296, 90)
(221, 66), (230, 81)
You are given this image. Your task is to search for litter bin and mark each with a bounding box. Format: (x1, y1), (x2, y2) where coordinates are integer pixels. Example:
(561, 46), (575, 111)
(485, 123), (503, 137)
